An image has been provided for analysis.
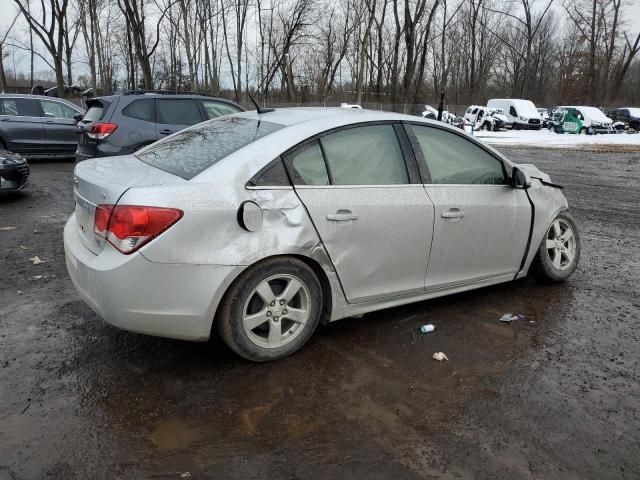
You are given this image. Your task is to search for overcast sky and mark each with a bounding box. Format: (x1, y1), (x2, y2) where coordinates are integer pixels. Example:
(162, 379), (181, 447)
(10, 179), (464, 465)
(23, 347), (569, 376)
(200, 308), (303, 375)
(0, 0), (639, 79)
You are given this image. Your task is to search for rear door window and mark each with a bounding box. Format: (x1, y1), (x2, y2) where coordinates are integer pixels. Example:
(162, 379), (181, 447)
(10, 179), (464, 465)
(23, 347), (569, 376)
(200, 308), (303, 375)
(122, 99), (155, 122)
(201, 100), (242, 119)
(320, 124), (408, 185)
(156, 99), (203, 125)
(287, 141), (330, 186)
(136, 116), (284, 179)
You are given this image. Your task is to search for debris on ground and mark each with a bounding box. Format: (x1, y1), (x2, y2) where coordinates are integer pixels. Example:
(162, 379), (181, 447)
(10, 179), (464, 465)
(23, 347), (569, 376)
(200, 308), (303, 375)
(433, 352), (449, 361)
(29, 256), (47, 265)
(499, 313), (524, 323)
(420, 324), (435, 333)
(32, 275), (43, 280)
(16, 290), (23, 295)
(0, 226), (18, 231)
(19, 245), (28, 250)
(180, 473), (191, 479)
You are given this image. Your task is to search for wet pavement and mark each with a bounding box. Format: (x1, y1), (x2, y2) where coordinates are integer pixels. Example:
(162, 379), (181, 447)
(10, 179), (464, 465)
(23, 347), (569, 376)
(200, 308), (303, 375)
(1, 148), (639, 479)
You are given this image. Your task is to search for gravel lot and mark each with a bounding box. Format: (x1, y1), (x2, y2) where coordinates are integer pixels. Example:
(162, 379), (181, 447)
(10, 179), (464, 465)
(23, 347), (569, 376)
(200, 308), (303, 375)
(1, 147), (639, 480)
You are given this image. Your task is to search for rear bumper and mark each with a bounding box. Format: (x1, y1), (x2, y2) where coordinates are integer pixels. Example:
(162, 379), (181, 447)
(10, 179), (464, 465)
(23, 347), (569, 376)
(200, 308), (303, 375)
(64, 214), (238, 341)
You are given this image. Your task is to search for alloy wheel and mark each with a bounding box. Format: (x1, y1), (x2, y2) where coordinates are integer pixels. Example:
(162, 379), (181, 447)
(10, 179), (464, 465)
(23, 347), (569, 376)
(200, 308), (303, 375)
(545, 218), (577, 271)
(242, 274), (311, 348)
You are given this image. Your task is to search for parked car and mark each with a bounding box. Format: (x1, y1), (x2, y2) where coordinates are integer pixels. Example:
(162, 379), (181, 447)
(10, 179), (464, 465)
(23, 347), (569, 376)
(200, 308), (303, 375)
(340, 103), (363, 109)
(65, 108), (581, 362)
(548, 106), (613, 134)
(0, 149), (29, 194)
(75, 91), (245, 162)
(421, 105), (456, 124)
(537, 108), (550, 128)
(487, 99), (542, 130)
(0, 94), (84, 157)
(464, 105), (510, 131)
(608, 107), (640, 132)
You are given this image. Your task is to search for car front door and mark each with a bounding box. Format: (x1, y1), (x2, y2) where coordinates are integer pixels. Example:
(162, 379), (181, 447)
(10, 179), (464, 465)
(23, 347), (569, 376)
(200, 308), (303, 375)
(284, 123), (434, 303)
(404, 123), (531, 289)
(155, 99), (205, 138)
(39, 99), (82, 154)
(0, 98), (45, 154)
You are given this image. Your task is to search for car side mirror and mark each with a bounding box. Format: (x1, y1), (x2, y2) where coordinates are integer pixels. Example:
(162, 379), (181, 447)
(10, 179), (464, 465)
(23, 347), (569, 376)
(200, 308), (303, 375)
(511, 166), (531, 189)
(73, 113), (84, 123)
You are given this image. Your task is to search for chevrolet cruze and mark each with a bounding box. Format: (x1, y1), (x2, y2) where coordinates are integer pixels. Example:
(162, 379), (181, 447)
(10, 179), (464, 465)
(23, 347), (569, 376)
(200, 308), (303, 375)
(64, 108), (580, 361)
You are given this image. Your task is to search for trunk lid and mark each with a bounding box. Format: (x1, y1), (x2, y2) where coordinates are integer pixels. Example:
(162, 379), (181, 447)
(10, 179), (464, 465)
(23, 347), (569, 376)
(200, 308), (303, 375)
(73, 155), (185, 254)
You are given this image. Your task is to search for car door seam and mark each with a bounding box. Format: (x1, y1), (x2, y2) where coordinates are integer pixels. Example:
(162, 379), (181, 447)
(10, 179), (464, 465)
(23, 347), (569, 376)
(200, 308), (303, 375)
(515, 190), (536, 279)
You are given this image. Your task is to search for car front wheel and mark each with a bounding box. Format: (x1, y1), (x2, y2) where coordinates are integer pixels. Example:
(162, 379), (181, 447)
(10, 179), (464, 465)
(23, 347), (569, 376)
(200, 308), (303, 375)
(217, 257), (323, 362)
(531, 211), (581, 282)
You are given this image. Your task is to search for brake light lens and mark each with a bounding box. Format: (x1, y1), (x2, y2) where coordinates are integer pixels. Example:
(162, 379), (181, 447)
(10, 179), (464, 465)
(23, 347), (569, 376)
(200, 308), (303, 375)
(87, 123), (118, 140)
(94, 204), (183, 254)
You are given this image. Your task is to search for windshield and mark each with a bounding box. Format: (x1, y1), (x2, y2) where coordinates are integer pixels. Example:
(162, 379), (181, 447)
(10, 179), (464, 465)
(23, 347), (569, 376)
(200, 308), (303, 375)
(136, 116), (284, 180)
(578, 107), (611, 123)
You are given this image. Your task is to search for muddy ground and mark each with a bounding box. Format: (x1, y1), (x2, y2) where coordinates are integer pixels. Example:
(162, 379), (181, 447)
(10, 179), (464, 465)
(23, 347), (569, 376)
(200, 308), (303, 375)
(0, 148), (639, 479)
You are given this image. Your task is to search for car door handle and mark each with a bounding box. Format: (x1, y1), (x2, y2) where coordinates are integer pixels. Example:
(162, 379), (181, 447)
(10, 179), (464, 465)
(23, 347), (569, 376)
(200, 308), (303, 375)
(326, 210), (359, 222)
(160, 129), (175, 135)
(441, 208), (465, 219)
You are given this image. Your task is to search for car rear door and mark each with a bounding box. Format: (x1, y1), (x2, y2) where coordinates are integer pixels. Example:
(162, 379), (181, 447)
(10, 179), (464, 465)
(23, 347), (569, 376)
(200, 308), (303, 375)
(404, 123), (531, 289)
(284, 123), (434, 303)
(155, 98), (205, 138)
(0, 97), (45, 154)
(38, 99), (82, 154)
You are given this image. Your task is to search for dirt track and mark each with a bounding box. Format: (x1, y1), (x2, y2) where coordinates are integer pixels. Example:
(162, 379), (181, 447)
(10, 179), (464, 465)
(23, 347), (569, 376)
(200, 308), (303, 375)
(1, 148), (639, 479)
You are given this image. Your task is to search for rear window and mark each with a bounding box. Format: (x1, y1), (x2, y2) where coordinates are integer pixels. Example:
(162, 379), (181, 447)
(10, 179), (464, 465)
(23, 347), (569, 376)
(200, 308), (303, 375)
(136, 117), (284, 180)
(83, 104), (105, 122)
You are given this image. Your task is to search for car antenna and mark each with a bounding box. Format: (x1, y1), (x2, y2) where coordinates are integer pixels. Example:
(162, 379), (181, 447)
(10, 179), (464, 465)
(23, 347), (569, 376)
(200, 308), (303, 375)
(247, 92), (274, 114)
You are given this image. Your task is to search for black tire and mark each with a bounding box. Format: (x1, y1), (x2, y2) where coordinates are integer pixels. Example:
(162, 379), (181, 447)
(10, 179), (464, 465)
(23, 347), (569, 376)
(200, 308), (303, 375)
(630, 121), (640, 132)
(217, 257), (323, 362)
(531, 211), (581, 282)
(554, 125), (563, 134)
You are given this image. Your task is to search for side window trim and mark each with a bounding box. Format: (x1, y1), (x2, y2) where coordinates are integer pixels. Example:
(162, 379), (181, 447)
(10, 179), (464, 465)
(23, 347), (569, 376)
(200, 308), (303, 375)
(402, 121), (509, 185)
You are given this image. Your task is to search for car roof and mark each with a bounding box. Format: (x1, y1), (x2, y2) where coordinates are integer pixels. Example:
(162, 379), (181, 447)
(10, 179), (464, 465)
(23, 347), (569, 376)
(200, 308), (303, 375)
(0, 93), (82, 109)
(233, 107), (425, 127)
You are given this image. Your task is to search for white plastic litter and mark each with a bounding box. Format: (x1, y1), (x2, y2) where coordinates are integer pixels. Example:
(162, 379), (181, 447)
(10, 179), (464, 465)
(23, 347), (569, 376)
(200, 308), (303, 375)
(500, 313), (522, 323)
(432, 352), (449, 361)
(420, 324), (435, 333)
(29, 256), (47, 265)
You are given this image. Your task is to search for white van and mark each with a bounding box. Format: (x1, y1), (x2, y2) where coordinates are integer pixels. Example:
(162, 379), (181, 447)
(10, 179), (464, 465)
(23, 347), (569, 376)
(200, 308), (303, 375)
(487, 99), (542, 130)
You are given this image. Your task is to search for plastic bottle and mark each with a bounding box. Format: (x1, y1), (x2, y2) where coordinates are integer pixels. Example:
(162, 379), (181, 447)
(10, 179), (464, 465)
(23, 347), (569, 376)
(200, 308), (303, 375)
(420, 324), (435, 334)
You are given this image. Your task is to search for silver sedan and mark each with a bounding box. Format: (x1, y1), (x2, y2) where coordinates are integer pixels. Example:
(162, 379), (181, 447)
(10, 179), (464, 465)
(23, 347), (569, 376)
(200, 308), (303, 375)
(64, 108), (581, 361)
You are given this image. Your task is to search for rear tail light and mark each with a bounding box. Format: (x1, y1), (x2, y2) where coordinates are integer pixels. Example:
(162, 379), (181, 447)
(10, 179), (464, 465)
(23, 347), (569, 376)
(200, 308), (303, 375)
(87, 123), (118, 140)
(94, 204), (183, 254)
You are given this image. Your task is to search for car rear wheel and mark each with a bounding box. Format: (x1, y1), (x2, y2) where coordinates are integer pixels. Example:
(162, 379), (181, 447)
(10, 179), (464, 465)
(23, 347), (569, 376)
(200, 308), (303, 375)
(579, 127), (588, 135)
(217, 257), (323, 362)
(531, 211), (580, 282)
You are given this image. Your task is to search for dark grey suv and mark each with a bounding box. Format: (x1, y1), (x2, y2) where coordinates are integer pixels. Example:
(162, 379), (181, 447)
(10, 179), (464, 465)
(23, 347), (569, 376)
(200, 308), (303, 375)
(0, 94), (84, 157)
(75, 91), (244, 162)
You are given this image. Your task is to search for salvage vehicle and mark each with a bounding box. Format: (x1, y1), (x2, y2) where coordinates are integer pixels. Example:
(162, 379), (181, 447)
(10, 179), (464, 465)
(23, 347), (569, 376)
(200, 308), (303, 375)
(537, 108), (550, 128)
(0, 149), (29, 194)
(64, 108), (581, 362)
(464, 105), (509, 131)
(75, 91), (244, 162)
(421, 105), (456, 124)
(487, 99), (542, 129)
(0, 94), (85, 157)
(608, 108), (640, 132)
(548, 106), (613, 134)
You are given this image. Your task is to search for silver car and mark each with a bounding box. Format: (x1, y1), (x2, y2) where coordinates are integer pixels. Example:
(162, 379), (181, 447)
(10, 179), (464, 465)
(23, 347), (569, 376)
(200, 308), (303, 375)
(64, 108), (581, 361)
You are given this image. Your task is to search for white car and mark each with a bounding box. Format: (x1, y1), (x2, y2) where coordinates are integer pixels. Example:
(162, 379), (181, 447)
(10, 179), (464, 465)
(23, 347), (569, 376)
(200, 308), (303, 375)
(64, 108), (580, 362)
(463, 105), (509, 131)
